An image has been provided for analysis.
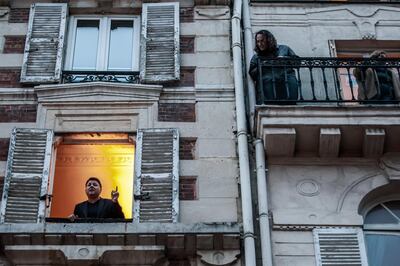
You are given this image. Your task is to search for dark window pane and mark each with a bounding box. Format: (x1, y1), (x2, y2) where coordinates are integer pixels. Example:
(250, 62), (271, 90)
(72, 20), (99, 70)
(364, 204), (397, 224)
(384, 201), (400, 220)
(365, 234), (400, 266)
(108, 20), (134, 70)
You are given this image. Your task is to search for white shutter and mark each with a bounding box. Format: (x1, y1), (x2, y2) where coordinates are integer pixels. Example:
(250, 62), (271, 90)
(20, 3), (68, 84)
(0, 128), (53, 223)
(134, 128), (179, 223)
(140, 2), (180, 83)
(313, 228), (369, 266)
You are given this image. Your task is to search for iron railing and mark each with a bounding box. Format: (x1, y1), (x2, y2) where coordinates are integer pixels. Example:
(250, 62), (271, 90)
(255, 57), (400, 104)
(62, 71), (140, 84)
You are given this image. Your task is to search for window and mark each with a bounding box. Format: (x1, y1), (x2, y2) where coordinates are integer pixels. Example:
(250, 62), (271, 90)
(332, 40), (400, 101)
(20, 2), (180, 84)
(364, 201), (400, 266)
(64, 16), (140, 71)
(0, 128), (179, 224)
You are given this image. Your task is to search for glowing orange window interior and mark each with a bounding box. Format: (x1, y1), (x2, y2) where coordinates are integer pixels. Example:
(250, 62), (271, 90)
(50, 133), (134, 219)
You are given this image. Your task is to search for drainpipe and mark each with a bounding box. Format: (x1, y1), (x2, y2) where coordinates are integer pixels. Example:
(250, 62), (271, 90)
(242, 0), (256, 132)
(231, 0), (257, 265)
(254, 139), (274, 266)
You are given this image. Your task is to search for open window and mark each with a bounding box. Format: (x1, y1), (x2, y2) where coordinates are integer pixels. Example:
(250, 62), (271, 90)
(20, 2), (180, 84)
(331, 40), (400, 101)
(49, 133), (135, 219)
(0, 128), (179, 223)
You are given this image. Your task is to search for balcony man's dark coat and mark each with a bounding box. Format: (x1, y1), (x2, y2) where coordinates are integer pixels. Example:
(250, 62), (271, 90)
(249, 44), (299, 104)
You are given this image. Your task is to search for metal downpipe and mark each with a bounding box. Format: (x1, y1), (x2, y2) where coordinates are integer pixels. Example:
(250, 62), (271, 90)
(254, 139), (274, 266)
(232, 0), (256, 265)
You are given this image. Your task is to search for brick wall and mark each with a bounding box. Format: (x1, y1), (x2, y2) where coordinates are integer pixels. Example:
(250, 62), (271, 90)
(0, 69), (21, 87)
(180, 7), (194, 23)
(3, 36), (26, 54)
(179, 137), (197, 160)
(180, 36), (195, 54)
(158, 103), (196, 122)
(179, 176), (197, 200)
(0, 139), (10, 161)
(0, 105), (37, 123)
(8, 8), (30, 23)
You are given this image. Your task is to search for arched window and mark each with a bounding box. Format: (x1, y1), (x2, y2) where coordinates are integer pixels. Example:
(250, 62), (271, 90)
(364, 200), (400, 266)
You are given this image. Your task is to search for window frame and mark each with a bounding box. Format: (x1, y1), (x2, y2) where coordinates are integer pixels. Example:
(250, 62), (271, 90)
(64, 15), (141, 72)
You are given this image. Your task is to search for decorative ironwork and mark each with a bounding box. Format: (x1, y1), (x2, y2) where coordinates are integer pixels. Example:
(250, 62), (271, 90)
(62, 71), (140, 84)
(255, 57), (400, 104)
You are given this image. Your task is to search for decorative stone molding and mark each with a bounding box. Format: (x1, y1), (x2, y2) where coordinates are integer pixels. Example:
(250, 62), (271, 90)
(353, 20), (377, 40)
(380, 153), (400, 180)
(197, 250), (240, 266)
(34, 82), (163, 132)
(257, 106), (400, 158)
(296, 179), (320, 197)
(363, 128), (385, 158)
(0, 7), (9, 21)
(319, 128), (341, 158)
(4, 245), (166, 265)
(194, 0), (230, 6)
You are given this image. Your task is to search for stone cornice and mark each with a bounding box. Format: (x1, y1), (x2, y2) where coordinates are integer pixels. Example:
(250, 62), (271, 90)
(34, 82), (163, 104)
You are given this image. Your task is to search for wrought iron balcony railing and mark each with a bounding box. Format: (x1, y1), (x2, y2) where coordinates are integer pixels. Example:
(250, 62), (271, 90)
(62, 71), (140, 84)
(254, 57), (400, 105)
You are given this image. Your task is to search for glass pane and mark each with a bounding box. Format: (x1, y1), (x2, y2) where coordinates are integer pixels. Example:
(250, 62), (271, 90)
(72, 20), (99, 70)
(364, 204), (398, 224)
(365, 234), (400, 266)
(365, 204), (398, 224)
(108, 20), (134, 70)
(384, 201), (400, 220)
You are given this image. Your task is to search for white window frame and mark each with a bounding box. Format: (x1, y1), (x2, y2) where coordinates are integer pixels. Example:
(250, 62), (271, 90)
(64, 15), (140, 71)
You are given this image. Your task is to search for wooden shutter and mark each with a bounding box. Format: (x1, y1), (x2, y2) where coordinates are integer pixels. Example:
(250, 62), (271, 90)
(313, 228), (369, 266)
(134, 128), (179, 223)
(20, 3), (68, 84)
(140, 2), (180, 83)
(0, 128), (53, 223)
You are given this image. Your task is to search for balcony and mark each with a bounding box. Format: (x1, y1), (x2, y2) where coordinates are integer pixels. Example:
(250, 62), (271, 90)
(62, 71), (140, 84)
(254, 57), (400, 158)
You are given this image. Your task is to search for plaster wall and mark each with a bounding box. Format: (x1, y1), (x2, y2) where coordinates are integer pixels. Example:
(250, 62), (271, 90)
(268, 161), (389, 226)
(250, 4), (400, 56)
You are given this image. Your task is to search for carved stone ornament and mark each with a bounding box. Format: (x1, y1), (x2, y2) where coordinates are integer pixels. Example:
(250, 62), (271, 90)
(296, 179), (320, 197)
(0, 7), (9, 21)
(380, 153), (400, 180)
(353, 20), (377, 40)
(197, 250), (240, 266)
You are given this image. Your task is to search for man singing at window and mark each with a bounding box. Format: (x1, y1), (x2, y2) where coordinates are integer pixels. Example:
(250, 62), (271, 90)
(69, 177), (124, 220)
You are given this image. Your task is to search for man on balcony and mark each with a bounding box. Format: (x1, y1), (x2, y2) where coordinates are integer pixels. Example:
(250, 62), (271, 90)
(353, 50), (400, 102)
(249, 30), (299, 104)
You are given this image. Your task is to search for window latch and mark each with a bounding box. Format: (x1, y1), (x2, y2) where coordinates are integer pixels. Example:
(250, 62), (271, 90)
(134, 192), (150, 200)
(39, 194), (53, 208)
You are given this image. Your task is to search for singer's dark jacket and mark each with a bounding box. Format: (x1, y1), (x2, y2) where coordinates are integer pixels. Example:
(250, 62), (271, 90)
(73, 198), (124, 219)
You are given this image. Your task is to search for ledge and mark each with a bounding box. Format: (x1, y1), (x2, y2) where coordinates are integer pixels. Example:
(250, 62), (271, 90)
(0, 222), (239, 234)
(256, 105), (400, 157)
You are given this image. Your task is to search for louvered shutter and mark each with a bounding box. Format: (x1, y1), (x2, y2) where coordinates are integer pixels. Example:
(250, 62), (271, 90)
(0, 128), (53, 223)
(140, 2), (180, 83)
(134, 128), (179, 223)
(20, 3), (68, 83)
(313, 228), (369, 266)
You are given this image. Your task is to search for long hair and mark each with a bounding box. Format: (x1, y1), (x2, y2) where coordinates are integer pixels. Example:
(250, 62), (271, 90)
(254, 30), (277, 56)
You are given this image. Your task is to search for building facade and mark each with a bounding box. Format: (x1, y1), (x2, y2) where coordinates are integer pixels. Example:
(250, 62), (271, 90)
(0, 0), (241, 265)
(249, 0), (400, 265)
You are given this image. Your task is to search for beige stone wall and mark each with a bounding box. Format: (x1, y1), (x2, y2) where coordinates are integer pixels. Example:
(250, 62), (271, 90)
(0, 1), (238, 224)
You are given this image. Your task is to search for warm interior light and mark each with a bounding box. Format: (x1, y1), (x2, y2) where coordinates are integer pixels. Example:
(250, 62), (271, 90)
(50, 136), (134, 219)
